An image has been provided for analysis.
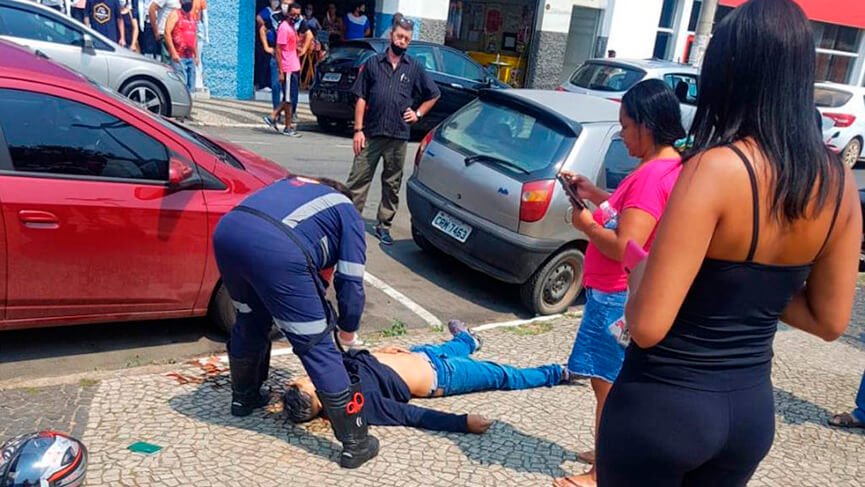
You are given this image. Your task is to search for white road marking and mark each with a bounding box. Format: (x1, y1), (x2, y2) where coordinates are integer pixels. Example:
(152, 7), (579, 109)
(363, 271), (442, 327)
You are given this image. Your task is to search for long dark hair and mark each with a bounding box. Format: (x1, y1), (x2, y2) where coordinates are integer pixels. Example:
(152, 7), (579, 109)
(622, 79), (686, 147)
(686, 0), (841, 222)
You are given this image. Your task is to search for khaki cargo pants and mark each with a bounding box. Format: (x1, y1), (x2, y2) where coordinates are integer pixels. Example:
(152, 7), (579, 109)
(345, 136), (408, 229)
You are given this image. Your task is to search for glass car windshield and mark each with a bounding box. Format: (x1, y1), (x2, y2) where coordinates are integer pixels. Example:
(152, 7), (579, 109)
(570, 62), (644, 92)
(438, 99), (573, 175)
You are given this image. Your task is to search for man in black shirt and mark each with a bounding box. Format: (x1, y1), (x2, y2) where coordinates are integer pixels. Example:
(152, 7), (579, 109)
(283, 320), (570, 433)
(346, 17), (440, 245)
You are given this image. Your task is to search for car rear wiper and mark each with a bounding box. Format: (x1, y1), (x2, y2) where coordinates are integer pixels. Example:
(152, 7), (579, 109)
(464, 154), (530, 174)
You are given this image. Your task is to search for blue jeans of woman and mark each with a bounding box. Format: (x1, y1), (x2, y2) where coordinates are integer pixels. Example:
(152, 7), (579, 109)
(567, 288), (628, 383)
(172, 57), (196, 91)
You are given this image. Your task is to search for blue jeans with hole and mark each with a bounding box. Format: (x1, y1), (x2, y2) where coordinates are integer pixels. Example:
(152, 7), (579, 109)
(411, 332), (562, 396)
(853, 370), (865, 423)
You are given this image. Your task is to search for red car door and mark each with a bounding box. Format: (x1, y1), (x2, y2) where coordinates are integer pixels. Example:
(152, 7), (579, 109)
(0, 85), (208, 324)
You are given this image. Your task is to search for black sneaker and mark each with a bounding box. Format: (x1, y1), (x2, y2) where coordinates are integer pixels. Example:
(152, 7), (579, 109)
(262, 116), (279, 133)
(373, 225), (393, 245)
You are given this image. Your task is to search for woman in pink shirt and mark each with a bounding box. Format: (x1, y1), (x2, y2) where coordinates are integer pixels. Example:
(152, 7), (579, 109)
(554, 79), (685, 487)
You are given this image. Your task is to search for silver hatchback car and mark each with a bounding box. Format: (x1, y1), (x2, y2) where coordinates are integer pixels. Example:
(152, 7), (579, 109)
(559, 58), (699, 130)
(407, 89), (638, 315)
(0, 0), (191, 118)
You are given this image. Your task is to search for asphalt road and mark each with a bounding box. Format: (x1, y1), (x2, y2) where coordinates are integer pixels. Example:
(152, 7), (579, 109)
(2, 122), (862, 382)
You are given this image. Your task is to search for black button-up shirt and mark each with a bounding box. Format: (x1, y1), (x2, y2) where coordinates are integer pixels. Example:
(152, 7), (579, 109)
(352, 51), (440, 141)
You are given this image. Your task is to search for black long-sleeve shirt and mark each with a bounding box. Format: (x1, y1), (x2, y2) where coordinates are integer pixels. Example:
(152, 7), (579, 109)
(341, 349), (468, 433)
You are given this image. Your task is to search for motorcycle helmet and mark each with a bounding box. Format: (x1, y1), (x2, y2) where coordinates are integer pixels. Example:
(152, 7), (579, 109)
(0, 431), (87, 487)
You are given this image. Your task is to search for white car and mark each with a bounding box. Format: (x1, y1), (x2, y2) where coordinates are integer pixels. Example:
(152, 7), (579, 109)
(558, 58), (699, 130)
(815, 82), (865, 168)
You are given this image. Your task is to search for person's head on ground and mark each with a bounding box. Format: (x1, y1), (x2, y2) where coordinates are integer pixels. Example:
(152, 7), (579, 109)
(689, 0), (840, 222)
(619, 79), (685, 161)
(352, 1), (365, 16)
(389, 16), (414, 56)
(284, 377), (322, 423)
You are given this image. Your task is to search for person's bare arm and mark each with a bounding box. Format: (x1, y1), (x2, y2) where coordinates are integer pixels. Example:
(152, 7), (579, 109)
(573, 207), (657, 262)
(148, 2), (159, 39)
(299, 29), (313, 55)
(259, 24), (272, 54)
(130, 18), (139, 51)
(624, 151), (725, 348)
(353, 97), (366, 155)
(560, 170), (611, 206)
(164, 11), (179, 61)
(779, 167), (861, 341)
(118, 12), (125, 46)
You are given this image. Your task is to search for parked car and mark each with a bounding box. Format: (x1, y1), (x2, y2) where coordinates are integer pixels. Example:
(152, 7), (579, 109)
(558, 58), (699, 130)
(0, 0), (192, 118)
(310, 38), (508, 136)
(0, 40), (287, 332)
(815, 82), (865, 168)
(408, 89), (637, 315)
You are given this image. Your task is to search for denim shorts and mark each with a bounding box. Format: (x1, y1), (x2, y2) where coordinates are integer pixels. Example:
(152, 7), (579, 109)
(567, 288), (628, 383)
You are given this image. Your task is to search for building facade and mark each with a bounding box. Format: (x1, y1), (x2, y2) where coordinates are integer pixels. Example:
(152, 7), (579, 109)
(205, 0), (865, 98)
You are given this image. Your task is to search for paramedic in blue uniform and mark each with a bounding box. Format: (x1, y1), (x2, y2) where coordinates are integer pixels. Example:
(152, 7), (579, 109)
(212, 174), (378, 469)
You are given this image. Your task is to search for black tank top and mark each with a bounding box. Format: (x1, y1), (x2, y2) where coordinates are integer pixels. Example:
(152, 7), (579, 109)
(622, 145), (845, 391)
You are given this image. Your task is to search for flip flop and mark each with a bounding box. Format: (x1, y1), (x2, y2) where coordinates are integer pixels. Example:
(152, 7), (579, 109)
(828, 412), (865, 428)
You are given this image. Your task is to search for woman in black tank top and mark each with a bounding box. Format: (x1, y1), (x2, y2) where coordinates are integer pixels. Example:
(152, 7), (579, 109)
(594, 1), (863, 486)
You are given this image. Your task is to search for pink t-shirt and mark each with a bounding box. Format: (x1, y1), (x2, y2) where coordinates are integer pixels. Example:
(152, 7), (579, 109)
(583, 157), (683, 292)
(276, 21), (300, 74)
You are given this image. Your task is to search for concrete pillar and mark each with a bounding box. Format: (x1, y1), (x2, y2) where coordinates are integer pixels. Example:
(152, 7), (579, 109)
(375, 0), (448, 44)
(207, 0), (254, 99)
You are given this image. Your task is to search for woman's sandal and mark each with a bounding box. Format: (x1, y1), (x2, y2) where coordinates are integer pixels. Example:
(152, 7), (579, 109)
(828, 412), (865, 428)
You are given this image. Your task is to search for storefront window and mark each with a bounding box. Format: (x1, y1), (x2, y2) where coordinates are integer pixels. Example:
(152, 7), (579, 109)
(815, 52), (855, 84)
(812, 21), (861, 84)
(813, 22), (860, 52)
(653, 0), (677, 60)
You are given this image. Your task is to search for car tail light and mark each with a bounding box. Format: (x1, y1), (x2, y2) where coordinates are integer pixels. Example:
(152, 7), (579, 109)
(520, 180), (556, 223)
(607, 97), (622, 103)
(555, 85), (566, 92)
(414, 130), (434, 171)
(823, 113), (856, 128)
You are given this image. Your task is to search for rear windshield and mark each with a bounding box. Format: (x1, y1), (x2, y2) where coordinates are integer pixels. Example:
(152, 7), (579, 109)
(569, 63), (644, 92)
(815, 87), (853, 108)
(323, 45), (375, 64)
(436, 99), (573, 175)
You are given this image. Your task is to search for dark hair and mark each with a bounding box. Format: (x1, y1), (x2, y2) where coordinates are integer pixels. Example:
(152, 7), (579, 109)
(316, 176), (353, 199)
(621, 79), (686, 147)
(394, 16), (415, 32)
(687, 0), (841, 222)
(352, 1), (364, 11)
(289, 3), (302, 12)
(283, 385), (316, 423)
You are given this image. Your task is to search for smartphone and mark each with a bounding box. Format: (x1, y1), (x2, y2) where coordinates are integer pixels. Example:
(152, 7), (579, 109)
(557, 174), (586, 210)
(623, 240), (648, 274)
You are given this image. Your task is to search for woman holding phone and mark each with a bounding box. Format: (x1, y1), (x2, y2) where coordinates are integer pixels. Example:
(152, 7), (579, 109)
(554, 79), (685, 487)
(597, 1), (861, 485)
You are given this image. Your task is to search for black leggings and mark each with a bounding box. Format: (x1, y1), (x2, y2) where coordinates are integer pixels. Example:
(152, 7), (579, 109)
(597, 376), (775, 486)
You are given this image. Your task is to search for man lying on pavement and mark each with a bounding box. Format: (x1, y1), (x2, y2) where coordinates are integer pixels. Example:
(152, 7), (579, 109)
(283, 320), (576, 434)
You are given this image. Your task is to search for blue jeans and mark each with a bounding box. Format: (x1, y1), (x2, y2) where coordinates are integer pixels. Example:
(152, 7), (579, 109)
(269, 57), (282, 110)
(411, 332), (562, 396)
(853, 370), (865, 423)
(173, 58), (196, 91)
(567, 288), (628, 383)
(290, 71), (299, 114)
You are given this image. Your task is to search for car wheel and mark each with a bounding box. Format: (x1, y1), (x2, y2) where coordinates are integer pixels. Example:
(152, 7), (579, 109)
(520, 248), (585, 316)
(411, 222), (437, 253)
(841, 138), (862, 168)
(208, 283), (235, 335)
(316, 116), (348, 133)
(122, 78), (168, 116)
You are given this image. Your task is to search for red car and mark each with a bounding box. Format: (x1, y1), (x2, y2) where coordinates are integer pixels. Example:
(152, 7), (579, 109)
(0, 40), (287, 332)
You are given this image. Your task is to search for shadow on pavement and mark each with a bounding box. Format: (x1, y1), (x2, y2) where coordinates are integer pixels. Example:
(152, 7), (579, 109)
(774, 388), (865, 437)
(168, 364), (343, 464)
(430, 420), (578, 478)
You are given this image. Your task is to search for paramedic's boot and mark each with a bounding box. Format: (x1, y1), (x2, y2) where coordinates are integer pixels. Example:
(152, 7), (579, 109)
(317, 378), (380, 468)
(228, 342), (271, 417)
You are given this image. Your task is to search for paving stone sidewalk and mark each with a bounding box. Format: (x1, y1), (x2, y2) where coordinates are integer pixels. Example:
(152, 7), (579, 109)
(1, 288), (864, 486)
(188, 98), (315, 128)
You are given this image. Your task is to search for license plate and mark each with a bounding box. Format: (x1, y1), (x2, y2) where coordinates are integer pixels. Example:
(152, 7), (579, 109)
(432, 211), (472, 243)
(322, 72), (342, 82)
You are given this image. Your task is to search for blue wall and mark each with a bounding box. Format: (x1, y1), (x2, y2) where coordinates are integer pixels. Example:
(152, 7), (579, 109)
(207, 0), (254, 99)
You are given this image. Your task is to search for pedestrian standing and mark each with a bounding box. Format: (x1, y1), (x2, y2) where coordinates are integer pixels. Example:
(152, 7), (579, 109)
(379, 12), (403, 39)
(553, 79), (686, 487)
(343, 1), (369, 40)
(304, 3), (321, 34)
(345, 18), (440, 245)
(829, 369), (865, 429)
(164, 0), (197, 91)
(148, 0), (180, 62)
(257, 0), (282, 106)
(84, 0), (125, 44)
(213, 175), (379, 469)
(322, 3), (343, 45)
(291, 6), (313, 124)
(71, 0), (87, 22)
(138, 0), (157, 57)
(263, 1), (306, 137)
(192, 0), (207, 91)
(118, 0), (139, 51)
(596, 1), (860, 485)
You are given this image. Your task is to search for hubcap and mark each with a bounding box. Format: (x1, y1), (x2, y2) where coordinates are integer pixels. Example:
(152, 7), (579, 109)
(844, 140), (861, 168)
(127, 86), (163, 114)
(543, 262), (575, 305)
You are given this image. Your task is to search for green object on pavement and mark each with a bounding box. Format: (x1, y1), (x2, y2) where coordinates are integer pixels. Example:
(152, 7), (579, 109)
(128, 442), (162, 454)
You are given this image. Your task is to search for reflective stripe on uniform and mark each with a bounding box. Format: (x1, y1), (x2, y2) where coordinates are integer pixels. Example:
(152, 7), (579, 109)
(336, 260), (365, 278)
(274, 317), (329, 335)
(320, 236), (330, 263)
(282, 193), (353, 228)
(232, 300), (252, 313)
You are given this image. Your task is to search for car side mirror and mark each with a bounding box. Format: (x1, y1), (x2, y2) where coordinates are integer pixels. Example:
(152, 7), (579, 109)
(82, 34), (95, 53)
(168, 157), (197, 190)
